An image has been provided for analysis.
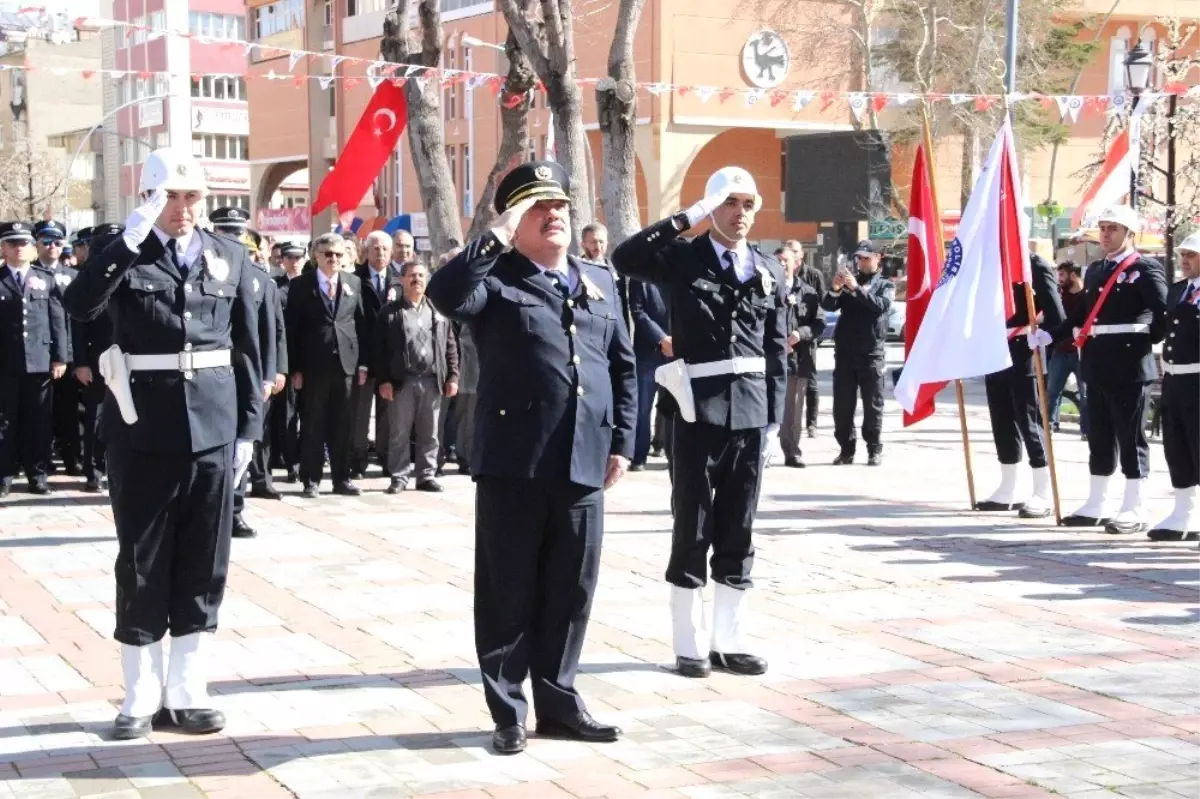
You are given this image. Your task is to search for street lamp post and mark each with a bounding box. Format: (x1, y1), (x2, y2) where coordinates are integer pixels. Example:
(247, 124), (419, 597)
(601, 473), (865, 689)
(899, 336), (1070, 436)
(1124, 40), (1177, 280)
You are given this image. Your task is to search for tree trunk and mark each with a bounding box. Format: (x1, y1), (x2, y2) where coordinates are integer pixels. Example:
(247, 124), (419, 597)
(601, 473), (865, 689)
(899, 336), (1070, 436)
(595, 0), (646, 248)
(499, 0), (593, 246)
(381, 0), (463, 255)
(466, 32), (536, 241)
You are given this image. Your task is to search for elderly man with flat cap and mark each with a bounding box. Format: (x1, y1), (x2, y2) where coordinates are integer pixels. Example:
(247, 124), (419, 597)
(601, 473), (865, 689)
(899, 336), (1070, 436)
(428, 160), (636, 755)
(612, 166), (787, 682)
(63, 148), (263, 740)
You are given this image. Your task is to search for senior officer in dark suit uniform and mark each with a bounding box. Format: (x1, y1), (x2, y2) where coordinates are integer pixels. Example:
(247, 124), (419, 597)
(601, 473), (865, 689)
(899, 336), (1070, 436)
(974, 253), (1065, 519)
(71, 223), (124, 492)
(428, 161), (636, 755)
(821, 241), (894, 466)
(269, 242), (306, 482)
(0, 221), (70, 496)
(285, 233), (370, 498)
(612, 166), (787, 681)
(1150, 233), (1200, 541)
(34, 220), (83, 476)
(1061, 206), (1167, 534)
(62, 148), (262, 740)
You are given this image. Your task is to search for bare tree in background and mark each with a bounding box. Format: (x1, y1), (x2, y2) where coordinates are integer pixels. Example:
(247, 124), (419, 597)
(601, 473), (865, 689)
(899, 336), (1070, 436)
(466, 32), (538, 240)
(497, 0), (593, 243)
(382, 0), (464, 254)
(595, 0), (647, 247)
(0, 143), (80, 221)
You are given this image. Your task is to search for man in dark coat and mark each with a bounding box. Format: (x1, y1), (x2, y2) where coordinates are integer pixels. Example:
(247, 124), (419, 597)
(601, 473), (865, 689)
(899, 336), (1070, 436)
(428, 161), (636, 756)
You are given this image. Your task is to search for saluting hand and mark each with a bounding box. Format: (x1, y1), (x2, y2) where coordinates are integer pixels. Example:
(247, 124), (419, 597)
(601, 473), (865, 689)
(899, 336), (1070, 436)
(604, 454), (629, 490)
(121, 189), (168, 249)
(489, 197), (538, 248)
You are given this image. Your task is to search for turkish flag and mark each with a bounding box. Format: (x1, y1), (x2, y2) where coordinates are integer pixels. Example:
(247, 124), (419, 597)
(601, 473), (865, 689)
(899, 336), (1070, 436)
(312, 80), (408, 222)
(902, 144), (946, 427)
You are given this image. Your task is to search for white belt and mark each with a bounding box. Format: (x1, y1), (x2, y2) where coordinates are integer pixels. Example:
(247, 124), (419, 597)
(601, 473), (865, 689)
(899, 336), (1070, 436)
(1007, 325), (1030, 340)
(1164, 362), (1200, 376)
(125, 349), (232, 372)
(687, 357), (766, 378)
(1090, 323), (1149, 336)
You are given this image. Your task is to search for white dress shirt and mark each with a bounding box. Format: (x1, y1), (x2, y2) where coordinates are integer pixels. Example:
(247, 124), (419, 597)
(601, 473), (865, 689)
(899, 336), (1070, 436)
(317, 269), (339, 299)
(7, 264), (30, 287)
(533, 259), (578, 293)
(709, 238), (754, 282)
(153, 227), (201, 269)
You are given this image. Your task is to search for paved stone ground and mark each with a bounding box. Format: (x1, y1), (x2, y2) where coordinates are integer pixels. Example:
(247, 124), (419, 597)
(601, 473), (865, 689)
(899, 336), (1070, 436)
(1, 351), (1197, 799)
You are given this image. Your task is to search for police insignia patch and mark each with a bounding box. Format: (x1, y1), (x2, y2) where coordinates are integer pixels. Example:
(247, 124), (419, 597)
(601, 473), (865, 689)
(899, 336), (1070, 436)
(205, 251), (230, 281)
(176, 164), (188, 176)
(937, 238), (964, 289)
(535, 165), (552, 180)
(387, 287), (397, 302)
(253, 277), (260, 294)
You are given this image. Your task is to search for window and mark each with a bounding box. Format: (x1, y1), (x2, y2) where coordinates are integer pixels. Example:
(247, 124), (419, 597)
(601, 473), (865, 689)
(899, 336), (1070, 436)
(445, 41), (457, 119)
(347, 0), (359, 15)
(253, 0), (305, 40)
(446, 145), (457, 189)
(526, 137), (538, 161)
(191, 135), (250, 161)
(190, 76), (246, 101)
(323, 1), (332, 26)
(190, 11), (244, 39)
(206, 194), (250, 215)
(462, 144), (472, 217)
(122, 138), (136, 164)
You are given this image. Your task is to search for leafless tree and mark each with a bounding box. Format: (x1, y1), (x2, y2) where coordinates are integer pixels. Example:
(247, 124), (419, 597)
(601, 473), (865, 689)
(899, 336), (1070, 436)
(0, 142), (80, 221)
(382, 0), (464, 255)
(595, 0), (646, 247)
(465, 32), (537, 241)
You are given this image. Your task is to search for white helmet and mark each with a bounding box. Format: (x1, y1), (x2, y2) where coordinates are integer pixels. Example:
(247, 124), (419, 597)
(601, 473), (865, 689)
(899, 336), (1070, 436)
(705, 166), (762, 210)
(139, 148), (208, 195)
(1179, 232), (1200, 254)
(1096, 205), (1141, 233)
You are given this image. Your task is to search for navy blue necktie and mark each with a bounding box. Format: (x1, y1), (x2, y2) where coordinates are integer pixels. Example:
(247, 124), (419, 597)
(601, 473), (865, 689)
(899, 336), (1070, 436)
(1183, 283), (1196, 307)
(168, 239), (187, 280)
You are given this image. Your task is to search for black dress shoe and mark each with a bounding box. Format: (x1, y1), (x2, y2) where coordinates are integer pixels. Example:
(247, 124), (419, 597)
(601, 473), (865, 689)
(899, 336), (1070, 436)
(783, 457), (806, 469)
(492, 724), (526, 755)
(153, 707), (226, 735)
(974, 500), (1025, 512)
(535, 711), (620, 742)
(83, 476), (102, 493)
(675, 656), (712, 678)
(0, 481), (11, 498)
(629, 463), (646, 472)
(28, 478), (51, 495)
(285, 467), (298, 484)
(807, 428), (817, 439)
(232, 515), (257, 539)
(710, 651), (768, 675)
(385, 477), (407, 495)
(349, 468), (365, 480)
(1063, 514), (1106, 527)
(64, 463), (83, 477)
(301, 483), (320, 499)
(333, 481), (361, 496)
(1147, 528), (1199, 542)
(416, 479), (443, 493)
(867, 453), (883, 466)
(111, 713), (154, 740)
(833, 453), (855, 466)
(249, 485), (282, 500)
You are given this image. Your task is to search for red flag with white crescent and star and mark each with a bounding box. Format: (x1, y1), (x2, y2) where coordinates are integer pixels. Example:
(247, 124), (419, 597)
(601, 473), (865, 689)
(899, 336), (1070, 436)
(902, 144), (946, 427)
(311, 80), (408, 223)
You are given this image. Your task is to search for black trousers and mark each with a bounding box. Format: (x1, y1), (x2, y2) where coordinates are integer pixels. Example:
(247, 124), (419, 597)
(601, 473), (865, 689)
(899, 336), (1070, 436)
(1087, 382), (1151, 479)
(833, 363), (884, 456)
(52, 373), (82, 468)
(805, 372), (819, 429)
(1162, 375), (1199, 489)
(107, 439), (233, 645)
(81, 376), (107, 481)
(474, 477), (603, 727)
(248, 393), (276, 492)
(0, 372), (52, 482)
(668, 422), (762, 589)
(298, 372), (353, 485)
(984, 368), (1047, 468)
(268, 384), (299, 471)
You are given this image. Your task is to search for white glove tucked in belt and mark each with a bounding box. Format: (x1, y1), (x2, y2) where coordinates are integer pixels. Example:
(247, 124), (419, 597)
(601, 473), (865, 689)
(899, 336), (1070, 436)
(1026, 329), (1053, 350)
(232, 439), (254, 485)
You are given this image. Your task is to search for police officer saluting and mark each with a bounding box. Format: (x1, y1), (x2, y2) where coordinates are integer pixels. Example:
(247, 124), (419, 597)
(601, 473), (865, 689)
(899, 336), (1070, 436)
(0, 221), (70, 495)
(1062, 206), (1167, 533)
(974, 252), (1065, 518)
(612, 166), (787, 680)
(1150, 233), (1200, 541)
(428, 161), (636, 755)
(822, 241), (894, 466)
(62, 148), (263, 739)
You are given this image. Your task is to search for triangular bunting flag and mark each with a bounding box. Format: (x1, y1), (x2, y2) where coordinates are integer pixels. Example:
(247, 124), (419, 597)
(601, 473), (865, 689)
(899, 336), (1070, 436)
(646, 82), (671, 95)
(329, 55), (347, 70)
(793, 90), (814, 111)
(744, 88), (766, 107)
(1055, 95), (1082, 122)
(404, 65), (422, 78)
(288, 51), (304, 72)
(948, 93), (970, 105)
(81, 70), (94, 79)
(818, 90), (837, 111)
(694, 86), (716, 104)
(677, 86), (691, 97)
(318, 75), (334, 90)
(293, 75), (305, 88)
(974, 96), (998, 111)
(871, 93), (889, 112)
(345, 77), (362, 89)
(718, 88), (736, 103)
(243, 42), (256, 56)
(894, 92), (917, 106)
(847, 92), (868, 121)
(769, 90), (788, 107)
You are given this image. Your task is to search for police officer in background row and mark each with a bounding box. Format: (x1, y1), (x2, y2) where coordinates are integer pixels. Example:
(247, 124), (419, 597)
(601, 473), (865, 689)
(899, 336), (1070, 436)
(1061, 206), (1167, 534)
(35, 220), (83, 476)
(1150, 232), (1199, 541)
(71, 223), (125, 492)
(0, 221), (70, 496)
(973, 252), (1065, 519)
(63, 148), (262, 740)
(613, 166), (786, 681)
(821, 240), (894, 466)
(428, 161), (636, 756)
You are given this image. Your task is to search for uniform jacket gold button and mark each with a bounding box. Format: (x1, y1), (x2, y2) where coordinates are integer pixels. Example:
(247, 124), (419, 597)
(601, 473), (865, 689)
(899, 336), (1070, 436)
(572, 355), (581, 364)
(569, 324), (577, 334)
(499, 409), (506, 416)
(183, 311), (192, 320)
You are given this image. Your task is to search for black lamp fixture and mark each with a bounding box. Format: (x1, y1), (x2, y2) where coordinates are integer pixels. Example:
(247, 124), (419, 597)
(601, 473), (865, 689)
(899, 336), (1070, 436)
(1124, 41), (1154, 95)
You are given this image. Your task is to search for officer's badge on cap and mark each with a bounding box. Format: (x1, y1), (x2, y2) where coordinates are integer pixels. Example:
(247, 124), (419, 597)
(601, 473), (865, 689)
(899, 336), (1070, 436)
(0, 221), (35, 243)
(494, 160), (571, 214)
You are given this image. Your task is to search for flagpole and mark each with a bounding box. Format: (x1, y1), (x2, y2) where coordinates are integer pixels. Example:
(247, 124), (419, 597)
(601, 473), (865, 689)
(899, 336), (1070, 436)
(1005, 0), (1063, 524)
(919, 102), (977, 509)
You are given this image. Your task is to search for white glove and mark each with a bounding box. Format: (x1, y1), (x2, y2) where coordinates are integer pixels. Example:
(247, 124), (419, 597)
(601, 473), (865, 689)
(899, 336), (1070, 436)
(1072, 327), (1082, 342)
(232, 439), (254, 486)
(1025, 329), (1052, 350)
(488, 197), (538, 248)
(682, 190), (730, 229)
(762, 424), (783, 467)
(121, 189), (168, 250)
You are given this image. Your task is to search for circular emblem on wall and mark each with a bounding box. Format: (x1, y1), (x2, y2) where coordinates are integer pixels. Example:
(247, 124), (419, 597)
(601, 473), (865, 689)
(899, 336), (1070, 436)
(741, 30), (791, 89)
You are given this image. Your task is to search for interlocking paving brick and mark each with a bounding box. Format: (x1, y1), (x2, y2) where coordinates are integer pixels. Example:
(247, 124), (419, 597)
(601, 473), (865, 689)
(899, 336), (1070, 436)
(908, 621), (1144, 662)
(1048, 662), (1200, 716)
